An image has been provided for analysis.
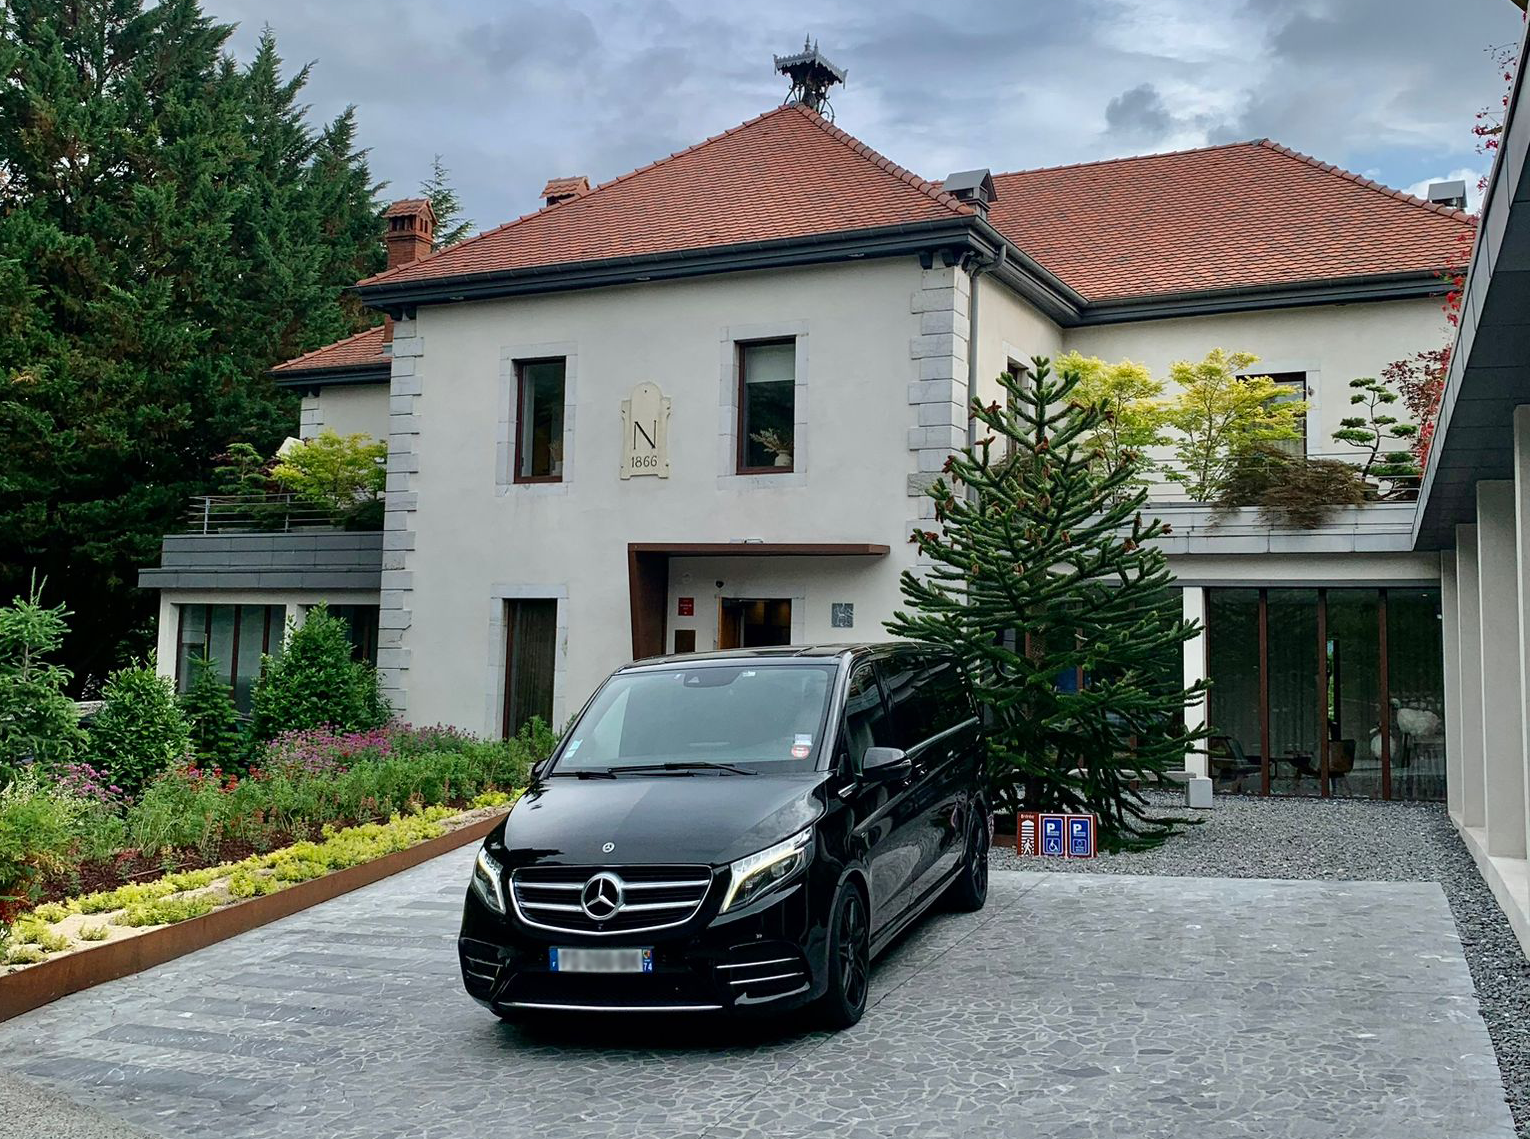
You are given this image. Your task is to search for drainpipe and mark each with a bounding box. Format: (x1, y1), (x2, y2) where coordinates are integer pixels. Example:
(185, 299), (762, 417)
(965, 247), (1006, 497)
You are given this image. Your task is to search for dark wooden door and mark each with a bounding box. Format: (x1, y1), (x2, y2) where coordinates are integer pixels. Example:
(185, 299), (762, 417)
(503, 599), (557, 737)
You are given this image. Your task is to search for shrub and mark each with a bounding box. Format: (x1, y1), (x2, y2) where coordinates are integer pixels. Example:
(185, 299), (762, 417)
(249, 606), (389, 743)
(78, 923), (108, 941)
(5, 944), (45, 965)
(31, 902), (67, 924)
(271, 431), (386, 528)
(112, 894), (216, 927)
(182, 655), (245, 773)
(126, 763), (227, 856)
(88, 662), (191, 795)
(0, 770), (78, 906)
(1215, 446), (1369, 529)
(227, 869), (282, 898)
(0, 581), (87, 780)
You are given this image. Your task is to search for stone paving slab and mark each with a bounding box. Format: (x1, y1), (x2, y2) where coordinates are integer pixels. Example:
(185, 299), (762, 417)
(0, 849), (1514, 1139)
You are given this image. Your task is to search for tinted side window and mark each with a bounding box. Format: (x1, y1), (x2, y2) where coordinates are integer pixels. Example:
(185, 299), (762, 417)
(841, 663), (893, 771)
(881, 653), (974, 749)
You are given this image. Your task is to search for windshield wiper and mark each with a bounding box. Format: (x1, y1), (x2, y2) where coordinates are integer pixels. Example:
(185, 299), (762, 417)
(550, 768), (617, 779)
(611, 761), (757, 776)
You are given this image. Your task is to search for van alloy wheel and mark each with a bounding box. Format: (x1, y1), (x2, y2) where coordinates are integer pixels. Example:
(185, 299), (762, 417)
(837, 891), (868, 1011)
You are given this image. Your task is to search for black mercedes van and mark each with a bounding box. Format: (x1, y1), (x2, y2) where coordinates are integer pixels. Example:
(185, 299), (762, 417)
(458, 643), (989, 1030)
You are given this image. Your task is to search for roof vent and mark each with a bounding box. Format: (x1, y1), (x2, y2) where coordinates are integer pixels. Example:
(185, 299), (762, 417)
(541, 176), (590, 208)
(943, 169), (997, 218)
(1426, 180), (1467, 211)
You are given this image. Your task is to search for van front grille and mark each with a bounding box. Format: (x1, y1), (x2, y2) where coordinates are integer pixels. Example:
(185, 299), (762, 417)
(510, 865), (714, 936)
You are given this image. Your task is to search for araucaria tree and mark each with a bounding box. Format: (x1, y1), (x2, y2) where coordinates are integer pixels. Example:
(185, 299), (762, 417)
(888, 357), (1206, 849)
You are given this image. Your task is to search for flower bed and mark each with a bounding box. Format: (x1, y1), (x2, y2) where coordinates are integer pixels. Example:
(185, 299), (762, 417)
(1, 798), (512, 974)
(0, 720), (552, 929)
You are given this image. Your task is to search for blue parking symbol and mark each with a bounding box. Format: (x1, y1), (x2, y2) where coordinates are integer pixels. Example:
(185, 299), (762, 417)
(1040, 816), (1065, 857)
(1068, 815), (1094, 858)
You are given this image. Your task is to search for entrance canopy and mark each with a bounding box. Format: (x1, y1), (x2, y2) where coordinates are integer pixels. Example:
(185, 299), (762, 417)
(627, 542), (889, 659)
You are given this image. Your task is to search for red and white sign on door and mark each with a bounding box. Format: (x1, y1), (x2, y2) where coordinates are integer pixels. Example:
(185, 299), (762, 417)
(677, 597), (694, 617)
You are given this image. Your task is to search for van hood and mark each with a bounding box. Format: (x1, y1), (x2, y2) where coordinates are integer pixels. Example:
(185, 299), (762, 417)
(500, 771), (830, 867)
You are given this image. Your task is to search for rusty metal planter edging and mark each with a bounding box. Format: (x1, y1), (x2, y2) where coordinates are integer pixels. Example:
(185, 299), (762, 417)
(0, 810), (505, 1023)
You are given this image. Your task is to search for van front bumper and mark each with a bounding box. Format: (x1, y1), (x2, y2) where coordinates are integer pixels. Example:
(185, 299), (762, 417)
(458, 876), (826, 1016)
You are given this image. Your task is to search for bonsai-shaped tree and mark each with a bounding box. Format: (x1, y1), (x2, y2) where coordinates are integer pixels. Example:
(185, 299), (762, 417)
(1161, 349), (1305, 501)
(182, 654), (245, 773)
(1332, 376), (1421, 490)
(249, 605), (389, 745)
(1215, 446), (1368, 529)
(88, 661), (192, 795)
(888, 356), (1207, 849)
(272, 431), (387, 529)
(0, 579), (87, 782)
(1055, 350), (1167, 489)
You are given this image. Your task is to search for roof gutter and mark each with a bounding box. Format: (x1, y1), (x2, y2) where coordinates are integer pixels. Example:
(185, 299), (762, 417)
(1073, 269), (1451, 325)
(269, 362), (392, 391)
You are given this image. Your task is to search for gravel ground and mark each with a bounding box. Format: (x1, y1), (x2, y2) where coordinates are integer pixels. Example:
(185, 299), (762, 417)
(995, 791), (1530, 1137)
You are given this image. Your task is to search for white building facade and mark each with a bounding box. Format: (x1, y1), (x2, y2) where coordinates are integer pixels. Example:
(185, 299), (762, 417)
(144, 98), (1473, 812)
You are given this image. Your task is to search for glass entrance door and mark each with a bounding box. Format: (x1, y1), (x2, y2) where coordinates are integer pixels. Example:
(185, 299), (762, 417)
(1204, 586), (1445, 801)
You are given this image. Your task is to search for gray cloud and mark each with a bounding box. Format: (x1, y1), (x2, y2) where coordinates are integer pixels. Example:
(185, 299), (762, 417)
(207, 0), (1525, 232)
(1105, 83), (1174, 140)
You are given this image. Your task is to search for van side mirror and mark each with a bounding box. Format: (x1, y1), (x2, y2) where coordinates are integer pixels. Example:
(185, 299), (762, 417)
(861, 746), (911, 782)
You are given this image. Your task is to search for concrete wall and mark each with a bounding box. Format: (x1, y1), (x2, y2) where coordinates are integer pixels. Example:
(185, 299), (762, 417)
(300, 382), (391, 442)
(971, 273), (1064, 410)
(384, 259), (937, 732)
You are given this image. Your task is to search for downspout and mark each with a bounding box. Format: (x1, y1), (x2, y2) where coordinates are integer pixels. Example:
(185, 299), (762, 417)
(965, 247), (1006, 498)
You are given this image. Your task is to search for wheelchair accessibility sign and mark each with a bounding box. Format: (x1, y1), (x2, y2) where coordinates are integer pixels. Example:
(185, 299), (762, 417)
(1015, 812), (1096, 859)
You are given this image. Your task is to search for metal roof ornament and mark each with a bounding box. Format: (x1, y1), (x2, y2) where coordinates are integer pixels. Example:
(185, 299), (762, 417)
(773, 37), (847, 120)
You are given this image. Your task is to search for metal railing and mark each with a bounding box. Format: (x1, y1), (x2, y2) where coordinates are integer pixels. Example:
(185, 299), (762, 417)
(184, 494), (342, 534)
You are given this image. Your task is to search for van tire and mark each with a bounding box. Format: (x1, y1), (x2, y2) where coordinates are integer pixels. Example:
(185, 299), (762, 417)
(945, 808), (989, 913)
(815, 883), (870, 1031)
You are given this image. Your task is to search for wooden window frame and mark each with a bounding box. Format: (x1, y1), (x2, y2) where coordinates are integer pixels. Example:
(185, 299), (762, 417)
(736, 338), (796, 475)
(513, 357), (566, 485)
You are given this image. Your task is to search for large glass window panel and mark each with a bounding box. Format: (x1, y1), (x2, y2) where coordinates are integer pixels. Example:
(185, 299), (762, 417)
(739, 340), (795, 471)
(1206, 589), (1263, 795)
(1386, 588), (1447, 801)
(233, 605), (269, 711)
(1325, 589), (1381, 799)
(1267, 589), (1320, 796)
(175, 604), (208, 694)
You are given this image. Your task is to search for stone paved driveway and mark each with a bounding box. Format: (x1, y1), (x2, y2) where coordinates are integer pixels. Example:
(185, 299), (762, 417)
(0, 849), (1515, 1139)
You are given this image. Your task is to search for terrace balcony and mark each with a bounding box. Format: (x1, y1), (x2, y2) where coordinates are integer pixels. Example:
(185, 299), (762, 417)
(137, 494), (383, 592)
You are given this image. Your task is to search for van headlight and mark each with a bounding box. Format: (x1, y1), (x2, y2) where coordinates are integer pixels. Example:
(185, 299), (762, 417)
(470, 846), (506, 914)
(721, 828), (812, 912)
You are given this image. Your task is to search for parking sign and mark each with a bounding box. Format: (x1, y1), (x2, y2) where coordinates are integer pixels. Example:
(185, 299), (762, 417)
(1068, 814), (1096, 859)
(1039, 815), (1065, 857)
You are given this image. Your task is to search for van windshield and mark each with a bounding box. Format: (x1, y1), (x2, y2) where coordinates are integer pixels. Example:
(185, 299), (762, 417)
(554, 664), (837, 774)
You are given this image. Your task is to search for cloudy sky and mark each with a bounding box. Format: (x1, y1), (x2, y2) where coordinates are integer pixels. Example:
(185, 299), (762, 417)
(210, 0), (1525, 234)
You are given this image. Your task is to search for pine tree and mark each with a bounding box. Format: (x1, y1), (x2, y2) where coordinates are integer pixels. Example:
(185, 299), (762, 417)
(888, 356), (1206, 849)
(0, 3), (384, 689)
(182, 654), (244, 773)
(420, 154), (474, 248)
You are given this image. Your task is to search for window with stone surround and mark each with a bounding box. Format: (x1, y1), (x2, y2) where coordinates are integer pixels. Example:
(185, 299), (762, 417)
(736, 340), (796, 473)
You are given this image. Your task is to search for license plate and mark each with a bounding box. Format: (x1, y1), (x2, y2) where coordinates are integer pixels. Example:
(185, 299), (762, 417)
(549, 947), (653, 973)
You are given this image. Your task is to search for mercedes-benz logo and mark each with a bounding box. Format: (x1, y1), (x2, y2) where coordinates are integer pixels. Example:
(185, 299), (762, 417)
(580, 871), (624, 921)
(602, 841), (615, 854)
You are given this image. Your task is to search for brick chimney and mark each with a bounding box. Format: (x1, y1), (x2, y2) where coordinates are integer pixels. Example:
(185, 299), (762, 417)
(540, 176), (590, 208)
(383, 198), (437, 269)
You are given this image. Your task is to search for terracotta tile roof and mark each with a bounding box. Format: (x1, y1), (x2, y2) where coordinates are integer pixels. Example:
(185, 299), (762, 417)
(383, 198), (434, 219)
(540, 176), (590, 200)
(357, 104), (971, 290)
(984, 140), (1473, 302)
(269, 325), (389, 376)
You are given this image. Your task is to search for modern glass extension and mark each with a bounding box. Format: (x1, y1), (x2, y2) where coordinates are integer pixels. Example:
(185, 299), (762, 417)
(1204, 587), (1446, 801)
